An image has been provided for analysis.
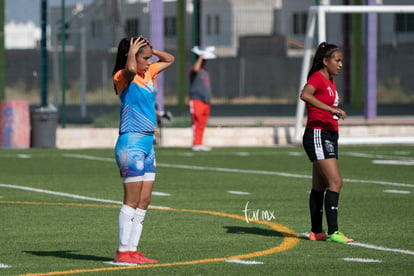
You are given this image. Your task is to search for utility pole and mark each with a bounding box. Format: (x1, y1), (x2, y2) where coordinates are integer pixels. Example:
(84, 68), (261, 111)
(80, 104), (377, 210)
(192, 0), (201, 63)
(351, 0), (363, 110)
(177, 0), (186, 111)
(365, 0), (377, 119)
(150, 0), (165, 114)
(61, 0), (67, 127)
(41, 0), (48, 106)
(342, 0), (351, 104)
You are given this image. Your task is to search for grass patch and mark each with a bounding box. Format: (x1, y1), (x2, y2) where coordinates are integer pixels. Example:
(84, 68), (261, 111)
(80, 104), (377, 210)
(0, 146), (413, 275)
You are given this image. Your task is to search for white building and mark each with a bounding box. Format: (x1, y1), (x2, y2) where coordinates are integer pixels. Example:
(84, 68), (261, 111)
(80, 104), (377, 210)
(5, 0), (414, 52)
(46, 0), (414, 55)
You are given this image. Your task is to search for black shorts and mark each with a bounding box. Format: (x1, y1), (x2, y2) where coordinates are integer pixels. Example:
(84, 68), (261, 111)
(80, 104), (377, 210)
(303, 128), (338, 162)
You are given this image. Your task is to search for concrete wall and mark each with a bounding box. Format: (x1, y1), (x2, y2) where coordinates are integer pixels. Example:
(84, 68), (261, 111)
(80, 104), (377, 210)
(56, 125), (414, 149)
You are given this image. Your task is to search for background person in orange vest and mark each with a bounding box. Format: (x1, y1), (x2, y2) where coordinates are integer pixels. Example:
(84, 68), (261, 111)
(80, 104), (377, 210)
(189, 46), (215, 151)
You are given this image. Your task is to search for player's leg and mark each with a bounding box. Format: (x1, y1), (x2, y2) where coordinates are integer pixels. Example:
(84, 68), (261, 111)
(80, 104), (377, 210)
(314, 158), (341, 233)
(190, 99), (207, 148)
(127, 146), (157, 263)
(194, 102), (211, 150)
(303, 128), (327, 240)
(314, 158), (353, 243)
(308, 163), (327, 240)
(129, 178), (154, 252)
(114, 134), (156, 263)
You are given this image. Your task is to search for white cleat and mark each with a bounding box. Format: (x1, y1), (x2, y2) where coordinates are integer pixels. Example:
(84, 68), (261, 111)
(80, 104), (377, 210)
(192, 145), (212, 151)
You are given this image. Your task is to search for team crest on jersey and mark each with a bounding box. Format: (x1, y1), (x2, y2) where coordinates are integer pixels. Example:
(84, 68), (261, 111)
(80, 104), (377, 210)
(325, 140), (335, 155)
(326, 86), (339, 106)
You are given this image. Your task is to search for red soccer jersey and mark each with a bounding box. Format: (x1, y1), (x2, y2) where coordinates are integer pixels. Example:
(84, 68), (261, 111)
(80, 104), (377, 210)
(305, 71), (340, 131)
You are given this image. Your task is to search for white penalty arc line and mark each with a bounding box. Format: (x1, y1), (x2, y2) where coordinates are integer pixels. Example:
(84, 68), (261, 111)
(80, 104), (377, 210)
(62, 153), (414, 188)
(2, 184), (414, 257)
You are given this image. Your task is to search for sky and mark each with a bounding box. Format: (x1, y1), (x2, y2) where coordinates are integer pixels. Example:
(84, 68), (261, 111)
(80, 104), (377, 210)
(5, 0), (94, 26)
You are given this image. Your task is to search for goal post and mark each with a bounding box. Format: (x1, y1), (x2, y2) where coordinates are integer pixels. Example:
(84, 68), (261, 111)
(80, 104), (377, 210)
(294, 5), (414, 144)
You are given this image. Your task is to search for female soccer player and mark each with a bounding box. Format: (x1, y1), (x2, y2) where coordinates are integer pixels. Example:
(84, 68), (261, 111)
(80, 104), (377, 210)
(112, 36), (174, 263)
(300, 42), (353, 243)
(189, 53), (213, 151)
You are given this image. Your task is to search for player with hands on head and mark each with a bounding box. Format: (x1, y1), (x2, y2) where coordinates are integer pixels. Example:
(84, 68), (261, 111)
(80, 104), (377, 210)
(300, 41), (353, 244)
(189, 46), (215, 151)
(112, 35), (175, 264)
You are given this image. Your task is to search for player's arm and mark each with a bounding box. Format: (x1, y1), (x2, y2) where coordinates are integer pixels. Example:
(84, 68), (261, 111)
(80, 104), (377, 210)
(124, 37), (147, 81)
(300, 84), (346, 119)
(152, 49), (175, 73)
(191, 55), (204, 72)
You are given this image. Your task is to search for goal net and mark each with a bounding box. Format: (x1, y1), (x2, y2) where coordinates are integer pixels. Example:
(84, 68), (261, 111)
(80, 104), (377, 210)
(294, 5), (414, 144)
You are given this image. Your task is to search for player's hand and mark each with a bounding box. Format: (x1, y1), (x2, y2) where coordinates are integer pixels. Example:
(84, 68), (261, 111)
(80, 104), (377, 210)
(129, 36), (148, 55)
(331, 108), (346, 120)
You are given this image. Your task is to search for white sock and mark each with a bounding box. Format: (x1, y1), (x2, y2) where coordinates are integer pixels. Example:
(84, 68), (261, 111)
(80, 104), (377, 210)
(128, 208), (147, 251)
(118, 204), (135, 252)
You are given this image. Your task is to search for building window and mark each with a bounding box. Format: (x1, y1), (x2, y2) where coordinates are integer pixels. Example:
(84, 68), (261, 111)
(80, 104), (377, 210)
(395, 13), (414, 33)
(164, 16), (176, 37)
(126, 18), (139, 37)
(206, 14), (221, 36)
(207, 15), (212, 35)
(293, 13), (307, 34)
(91, 20), (102, 38)
(214, 15), (221, 35)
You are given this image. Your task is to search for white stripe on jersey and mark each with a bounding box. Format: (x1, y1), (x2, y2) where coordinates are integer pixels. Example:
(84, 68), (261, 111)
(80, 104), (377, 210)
(313, 129), (325, 160)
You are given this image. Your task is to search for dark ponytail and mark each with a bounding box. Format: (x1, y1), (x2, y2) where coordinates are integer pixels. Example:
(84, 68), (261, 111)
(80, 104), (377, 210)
(112, 38), (131, 77)
(307, 42), (340, 80)
(112, 36), (151, 94)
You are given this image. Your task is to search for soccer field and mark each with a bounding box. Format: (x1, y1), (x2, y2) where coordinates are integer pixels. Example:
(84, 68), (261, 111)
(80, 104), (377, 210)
(0, 145), (413, 275)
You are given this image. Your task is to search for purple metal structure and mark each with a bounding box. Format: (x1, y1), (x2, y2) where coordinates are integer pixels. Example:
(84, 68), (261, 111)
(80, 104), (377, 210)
(365, 0), (377, 119)
(150, 0), (165, 114)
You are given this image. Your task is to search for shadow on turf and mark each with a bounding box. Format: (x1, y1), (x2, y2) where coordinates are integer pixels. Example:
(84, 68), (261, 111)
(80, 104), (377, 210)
(24, 250), (113, 262)
(224, 226), (297, 238)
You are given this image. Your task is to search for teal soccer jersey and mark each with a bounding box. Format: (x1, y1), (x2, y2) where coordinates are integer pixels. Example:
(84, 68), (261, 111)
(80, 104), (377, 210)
(113, 63), (160, 134)
(113, 62), (160, 178)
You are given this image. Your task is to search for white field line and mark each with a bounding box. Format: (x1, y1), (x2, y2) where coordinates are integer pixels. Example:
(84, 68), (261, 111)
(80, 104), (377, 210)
(227, 190), (251, 195)
(103, 261), (138, 266)
(161, 163), (414, 188)
(62, 153), (414, 188)
(344, 152), (414, 160)
(0, 183), (122, 205)
(225, 259), (264, 265)
(347, 242), (414, 256)
(63, 153), (113, 162)
(0, 184), (169, 209)
(340, 258), (382, 263)
(300, 233), (414, 256)
(383, 189), (411, 194)
(373, 160), (414, 166)
(1, 184), (413, 258)
(344, 152), (414, 165)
